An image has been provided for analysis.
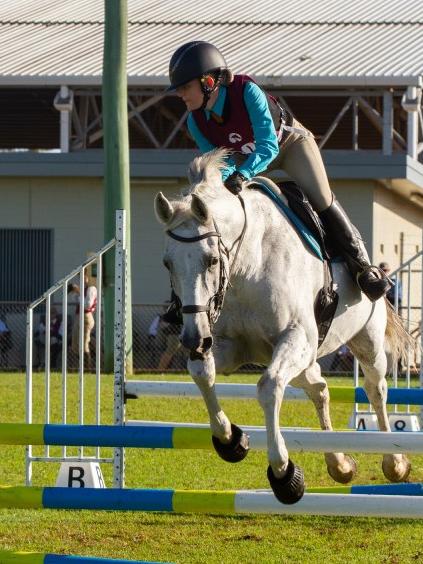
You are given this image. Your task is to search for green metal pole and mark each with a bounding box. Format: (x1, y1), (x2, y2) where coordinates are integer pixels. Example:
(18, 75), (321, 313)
(102, 0), (133, 374)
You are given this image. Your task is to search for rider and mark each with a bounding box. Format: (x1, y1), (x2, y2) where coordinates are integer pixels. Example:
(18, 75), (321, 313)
(167, 40), (391, 302)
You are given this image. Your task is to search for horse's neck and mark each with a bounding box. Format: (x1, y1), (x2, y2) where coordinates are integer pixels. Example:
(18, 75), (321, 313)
(218, 190), (299, 279)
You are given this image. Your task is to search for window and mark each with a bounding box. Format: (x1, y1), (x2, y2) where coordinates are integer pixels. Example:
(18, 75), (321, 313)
(0, 229), (53, 301)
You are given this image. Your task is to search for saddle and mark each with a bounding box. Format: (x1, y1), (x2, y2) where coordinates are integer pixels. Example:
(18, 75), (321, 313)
(249, 178), (339, 347)
(277, 181), (332, 259)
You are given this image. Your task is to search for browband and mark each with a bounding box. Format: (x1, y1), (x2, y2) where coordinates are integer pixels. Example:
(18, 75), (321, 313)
(166, 230), (221, 243)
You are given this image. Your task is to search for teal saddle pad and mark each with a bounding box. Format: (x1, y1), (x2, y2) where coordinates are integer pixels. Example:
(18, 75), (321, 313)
(251, 180), (324, 261)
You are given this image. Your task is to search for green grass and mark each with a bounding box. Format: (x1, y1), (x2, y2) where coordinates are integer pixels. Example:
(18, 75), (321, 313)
(0, 372), (422, 563)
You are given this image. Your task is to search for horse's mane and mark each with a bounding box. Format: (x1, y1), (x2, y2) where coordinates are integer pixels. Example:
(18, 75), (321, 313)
(166, 148), (234, 230)
(186, 148), (228, 196)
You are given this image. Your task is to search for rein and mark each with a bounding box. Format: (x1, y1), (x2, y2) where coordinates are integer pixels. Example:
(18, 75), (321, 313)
(166, 194), (247, 327)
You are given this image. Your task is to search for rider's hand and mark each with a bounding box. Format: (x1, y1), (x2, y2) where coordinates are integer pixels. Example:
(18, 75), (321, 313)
(224, 172), (247, 195)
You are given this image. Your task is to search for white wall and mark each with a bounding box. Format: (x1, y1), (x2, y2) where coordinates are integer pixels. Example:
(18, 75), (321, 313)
(0, 176), (421, 304)
(0, 176), (185, 303)
(332, 179), (375, 260)
(373, 184), (423, 268)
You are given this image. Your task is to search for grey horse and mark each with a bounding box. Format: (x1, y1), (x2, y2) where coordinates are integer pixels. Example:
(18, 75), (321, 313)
(154, 148), (412, 504)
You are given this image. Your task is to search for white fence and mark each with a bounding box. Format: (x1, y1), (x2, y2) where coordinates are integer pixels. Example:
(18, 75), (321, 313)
(25, 210), (127, 487)
(353, 247), (423, 425)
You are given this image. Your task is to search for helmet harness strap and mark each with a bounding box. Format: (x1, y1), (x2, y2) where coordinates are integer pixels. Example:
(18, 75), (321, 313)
(200, 73), (221, 109)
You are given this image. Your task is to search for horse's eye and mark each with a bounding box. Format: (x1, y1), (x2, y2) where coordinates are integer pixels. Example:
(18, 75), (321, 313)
(208, 257), (219, 269)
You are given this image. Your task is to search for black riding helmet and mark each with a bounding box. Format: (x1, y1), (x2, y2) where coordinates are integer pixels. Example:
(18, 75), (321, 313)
(168, 41), (227, 91)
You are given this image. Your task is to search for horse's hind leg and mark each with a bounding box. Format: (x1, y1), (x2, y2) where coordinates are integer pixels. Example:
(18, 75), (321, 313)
(348, 316), (411, 482)
(292, 363), (357, 483)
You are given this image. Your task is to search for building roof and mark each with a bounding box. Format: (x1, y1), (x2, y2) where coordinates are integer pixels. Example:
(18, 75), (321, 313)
(0, 0), (422, 87)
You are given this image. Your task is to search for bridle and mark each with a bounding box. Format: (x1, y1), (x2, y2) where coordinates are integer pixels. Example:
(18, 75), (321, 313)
(166, 195), (247, 328)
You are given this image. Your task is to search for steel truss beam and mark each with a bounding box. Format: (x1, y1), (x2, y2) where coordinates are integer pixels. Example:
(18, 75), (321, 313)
(60, 87), (421, 157)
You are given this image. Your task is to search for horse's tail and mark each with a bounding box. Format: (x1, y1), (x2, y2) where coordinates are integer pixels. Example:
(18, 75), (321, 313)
(384, 298), (416, 367)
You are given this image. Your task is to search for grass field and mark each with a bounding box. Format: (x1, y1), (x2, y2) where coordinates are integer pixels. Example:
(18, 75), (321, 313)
(0, 372), (422, 564)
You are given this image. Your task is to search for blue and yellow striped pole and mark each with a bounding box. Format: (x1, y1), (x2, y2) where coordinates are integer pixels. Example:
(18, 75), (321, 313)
(0, 485), (422, 516)
(1, 423), (423, 454)
(125, 381), (423, 405)
(0, 486), (237, 513)
(0, 423), (211, 449)
(0, 550), (169, 563)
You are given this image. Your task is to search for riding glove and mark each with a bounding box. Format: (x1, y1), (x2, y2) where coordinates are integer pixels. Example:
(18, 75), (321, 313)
(224, 172), (247, 195)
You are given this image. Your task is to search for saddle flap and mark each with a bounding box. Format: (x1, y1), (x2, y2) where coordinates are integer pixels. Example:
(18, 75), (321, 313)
(277, 181), (333, 259)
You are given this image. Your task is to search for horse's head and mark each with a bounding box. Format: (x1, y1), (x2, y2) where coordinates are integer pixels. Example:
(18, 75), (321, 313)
(154, 150), (233, 358)
(155, 191), (228, 356)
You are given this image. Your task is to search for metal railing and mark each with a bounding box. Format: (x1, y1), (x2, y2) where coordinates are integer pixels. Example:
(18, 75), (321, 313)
(353, 247), (423, 424)
(25, 211), (126, 486)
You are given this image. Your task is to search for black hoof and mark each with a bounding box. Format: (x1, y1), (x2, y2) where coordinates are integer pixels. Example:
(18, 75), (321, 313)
(267, 460), (305, 504)
(211, 423), (250, 463)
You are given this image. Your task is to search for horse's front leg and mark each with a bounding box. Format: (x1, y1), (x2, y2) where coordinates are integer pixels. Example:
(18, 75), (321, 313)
(188, 353), (249, 462)
(257, 325), (315, 504)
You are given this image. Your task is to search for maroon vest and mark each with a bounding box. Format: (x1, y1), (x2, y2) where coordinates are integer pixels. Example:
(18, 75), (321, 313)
(191, 74), (284, 154)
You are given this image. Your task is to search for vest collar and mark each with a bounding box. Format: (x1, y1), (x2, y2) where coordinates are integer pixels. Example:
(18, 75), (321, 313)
(205, 86), (226, 120)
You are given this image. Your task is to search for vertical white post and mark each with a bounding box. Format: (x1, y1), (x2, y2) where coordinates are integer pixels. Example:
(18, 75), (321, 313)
(352, 357), (359, 424)
(383, 90), (393, 156)
(420, 232), (423, 421)
(405, 264), (412, 414)
(402, 86), (419, 159)
(393, 275), (399, 387)
(25, 308), (34, 485)
(60, 85), (71, 153)
(45, 295), (51, 458)
(113, 209), (126, 488)
(95, 256), (103, 460)
(78, 270), (85, 458)
(352, 98), (358, 150)
(61, 281), (68, 459)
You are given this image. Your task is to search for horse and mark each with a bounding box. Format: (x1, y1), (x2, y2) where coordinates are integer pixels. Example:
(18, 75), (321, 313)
(154, 148), (412, 504)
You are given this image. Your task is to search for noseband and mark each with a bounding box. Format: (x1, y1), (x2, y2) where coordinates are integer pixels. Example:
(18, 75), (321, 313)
(166, 195), (247, 328)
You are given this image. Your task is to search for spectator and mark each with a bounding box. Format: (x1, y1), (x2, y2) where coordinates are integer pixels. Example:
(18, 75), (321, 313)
(34, 315), (46, 369)
(146, 309), (164, 369)
(330, 344), (353, 372)
(50, 309), (63, 370)
(34, 309), (63, 370)
(71, 274), (97, 369)
(157, 292), (183, 371)
(0, 316), (12, 368)
(379, 262), (402, 309)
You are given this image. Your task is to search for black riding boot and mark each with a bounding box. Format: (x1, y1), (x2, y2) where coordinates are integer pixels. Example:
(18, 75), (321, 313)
(319, 197), (392, 302)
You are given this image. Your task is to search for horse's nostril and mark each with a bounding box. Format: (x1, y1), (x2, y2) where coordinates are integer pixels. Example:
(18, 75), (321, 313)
(181, 332), (201, 351)
(202, 336), (213, 351)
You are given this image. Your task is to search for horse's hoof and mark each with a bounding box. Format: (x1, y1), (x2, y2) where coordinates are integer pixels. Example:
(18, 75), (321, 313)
(211, 423), (249, 463)
(267, 460), (305, 504)
(382, 454), (411, 483)
(327, 454), (358, 484)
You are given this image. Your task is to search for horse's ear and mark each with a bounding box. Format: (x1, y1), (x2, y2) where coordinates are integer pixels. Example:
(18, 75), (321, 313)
(154, 192), (174, 224)
(191, 194), (210, 225)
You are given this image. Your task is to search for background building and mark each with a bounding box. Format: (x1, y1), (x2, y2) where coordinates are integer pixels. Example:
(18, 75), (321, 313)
(0, 0), (421, 369)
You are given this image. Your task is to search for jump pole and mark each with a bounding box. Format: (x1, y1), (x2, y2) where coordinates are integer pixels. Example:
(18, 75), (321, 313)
(307, 483), (423, 496)
(125, 381), (423, 406)
(0, 486), (422, 519)
(0, 551), (167, 564)
(1, 423), (422, 454)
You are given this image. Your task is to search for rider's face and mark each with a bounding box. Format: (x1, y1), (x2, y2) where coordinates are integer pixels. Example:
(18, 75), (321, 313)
(176, 79), (204, 111)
